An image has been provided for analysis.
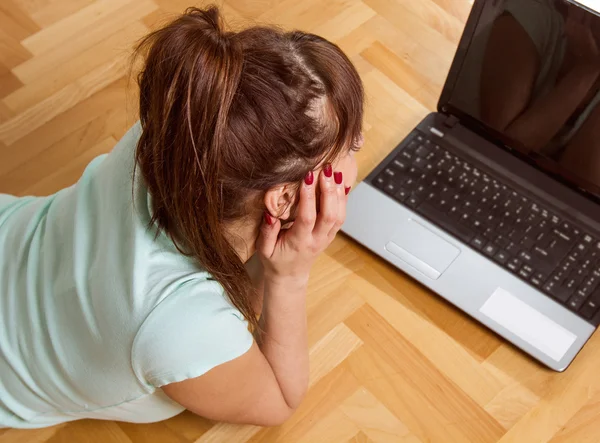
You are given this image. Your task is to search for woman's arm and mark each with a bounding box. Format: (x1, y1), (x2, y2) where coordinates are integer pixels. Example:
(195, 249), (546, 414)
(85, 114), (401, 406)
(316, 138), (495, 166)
(160, 279), (308, 427)
(254, 277), (309, 409)
(162, 167), (346, 426)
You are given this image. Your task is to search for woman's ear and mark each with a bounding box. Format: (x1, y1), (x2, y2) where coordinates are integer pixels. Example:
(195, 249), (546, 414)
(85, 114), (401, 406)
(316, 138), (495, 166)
(264, 184), (298, 221)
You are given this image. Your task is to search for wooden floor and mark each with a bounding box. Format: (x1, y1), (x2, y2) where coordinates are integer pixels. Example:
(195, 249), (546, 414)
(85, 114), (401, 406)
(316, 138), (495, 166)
(2, 0), (600, 442)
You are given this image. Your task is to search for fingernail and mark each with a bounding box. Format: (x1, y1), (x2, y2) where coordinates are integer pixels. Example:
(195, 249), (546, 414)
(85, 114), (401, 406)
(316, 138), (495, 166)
(323, 163), (333, 178)
(334, 171), (343, 185)
(304, 170), (314, 185)
(264, 211), (273, 225)
(345, 186), (351, 195)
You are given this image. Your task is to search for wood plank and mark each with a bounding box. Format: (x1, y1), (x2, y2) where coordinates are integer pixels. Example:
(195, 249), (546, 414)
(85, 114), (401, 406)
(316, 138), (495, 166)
(31, 0), (97, 27)
(0, 109), (123, 194)
(22, 136), (117, 196)
(246, 363), (360, 443)
(0, 26), (33, 71)
(346, 305), (506, 443)
(0, 77), (128, 177)
(0, 0), (40, 41)
(13, 0), (157, 83)
(0, 68), (22, 101)
(0, 57), (127, 146)
(22, 0), (145, 56)
(3, 21), (148, 113)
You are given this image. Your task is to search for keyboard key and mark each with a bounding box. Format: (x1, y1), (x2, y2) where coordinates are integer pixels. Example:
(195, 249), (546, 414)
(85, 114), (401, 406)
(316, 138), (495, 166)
(553, 228), (573, 242)
(576, 285), (594, 299)
(403, 178), (417, 190)
(519, 235), (536, 250)
(519, 251), (533, 263)
(580, 274), (600, 294)
(484, 244), (498, 257)
(544, 280), (560, 297)
(448, 205), (460, 217)
(384, 168), (397, 178)
(519, 266), (533, 279)
(395, 188), (410, 202)
(494, 235), (510, 249)
(574, 242), (589, 254)
(414, 185), (427, 197)
(374, 174), (386, 189)
(471, 218), (484, 232)
(507, 258), (522, 272)
(406, 195), (423, 209)
(506, 242), (519, 254)
(471, 236), (486, 250)
(565, 277), (579, 291)
(530, 275), (543, 287)
(414, 156), (426, 169)
(580, 299), (600, 319)
(400, 150), (413, 161)
(494, 250), (509, 264)
(415, 145), (431, 157)
(392, 158), (408, 171)
(508, 229), (525, 242)
(544, 280), (573, 303)
(384, 182), (398, 195)
(568, 293), (587, 311)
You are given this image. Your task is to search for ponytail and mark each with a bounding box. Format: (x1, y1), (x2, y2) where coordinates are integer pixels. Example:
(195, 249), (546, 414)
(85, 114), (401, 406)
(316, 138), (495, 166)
(134, 7), (258, 331)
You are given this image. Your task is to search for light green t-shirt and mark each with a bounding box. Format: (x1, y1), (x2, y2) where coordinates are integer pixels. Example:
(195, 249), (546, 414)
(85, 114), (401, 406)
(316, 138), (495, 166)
(0, 122), (253, 429)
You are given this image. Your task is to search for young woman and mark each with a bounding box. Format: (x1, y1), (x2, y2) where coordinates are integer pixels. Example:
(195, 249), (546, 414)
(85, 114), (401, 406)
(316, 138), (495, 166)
(0, 6), (364, 429)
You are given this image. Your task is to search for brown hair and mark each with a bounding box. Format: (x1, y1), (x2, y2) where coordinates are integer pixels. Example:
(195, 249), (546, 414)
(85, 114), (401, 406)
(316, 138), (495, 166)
(133, 6), (364, 331)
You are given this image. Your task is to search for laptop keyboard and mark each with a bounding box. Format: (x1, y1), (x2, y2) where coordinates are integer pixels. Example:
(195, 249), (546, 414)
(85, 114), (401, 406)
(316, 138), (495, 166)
(372, 132), (600, 325)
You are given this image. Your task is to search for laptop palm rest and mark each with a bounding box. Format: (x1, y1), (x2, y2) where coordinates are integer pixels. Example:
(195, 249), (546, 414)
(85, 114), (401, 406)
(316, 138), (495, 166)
(385, 219), (460, 280)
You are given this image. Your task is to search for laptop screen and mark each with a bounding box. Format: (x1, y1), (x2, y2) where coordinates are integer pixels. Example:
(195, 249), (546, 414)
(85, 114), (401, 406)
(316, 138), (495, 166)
(443, 0), (600, 200)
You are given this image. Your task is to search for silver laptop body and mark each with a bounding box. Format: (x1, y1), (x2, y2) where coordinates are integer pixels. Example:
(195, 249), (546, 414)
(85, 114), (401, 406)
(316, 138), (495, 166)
(342, 0), (600, 371)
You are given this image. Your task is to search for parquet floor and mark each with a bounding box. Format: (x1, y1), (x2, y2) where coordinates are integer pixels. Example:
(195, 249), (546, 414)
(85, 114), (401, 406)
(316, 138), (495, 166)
(2, 0), (600, 442)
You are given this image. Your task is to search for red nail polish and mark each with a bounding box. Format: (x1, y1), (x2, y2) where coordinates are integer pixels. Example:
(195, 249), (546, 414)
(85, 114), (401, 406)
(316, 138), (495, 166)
(264, 212), (273, 225)
(324, 163), (333, 178)
(304, 170), (314, 185)
(345, 186), (351, 195)
(334, 171), (343, 185)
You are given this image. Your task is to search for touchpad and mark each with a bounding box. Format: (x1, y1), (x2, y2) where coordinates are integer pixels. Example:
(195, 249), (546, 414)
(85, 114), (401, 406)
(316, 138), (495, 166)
(385, 219), (460, 280)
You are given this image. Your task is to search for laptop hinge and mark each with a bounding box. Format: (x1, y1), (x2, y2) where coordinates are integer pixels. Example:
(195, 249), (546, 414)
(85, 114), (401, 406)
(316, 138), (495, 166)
(444, 114), (460, 128)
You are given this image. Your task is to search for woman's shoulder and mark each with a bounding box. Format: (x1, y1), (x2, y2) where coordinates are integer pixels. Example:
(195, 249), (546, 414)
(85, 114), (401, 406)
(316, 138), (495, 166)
(131, 279), (253, 388)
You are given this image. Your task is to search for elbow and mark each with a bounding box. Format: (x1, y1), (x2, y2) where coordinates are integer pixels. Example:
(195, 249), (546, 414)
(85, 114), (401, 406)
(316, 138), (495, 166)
(257, 408), (296, 427)
(246, 388), (308, 427)
(254, 392), (308, 427)
(242, 405), (296, 427)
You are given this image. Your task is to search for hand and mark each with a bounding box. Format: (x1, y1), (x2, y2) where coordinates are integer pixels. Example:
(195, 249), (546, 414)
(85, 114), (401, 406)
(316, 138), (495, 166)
(256, 164), (347, 286)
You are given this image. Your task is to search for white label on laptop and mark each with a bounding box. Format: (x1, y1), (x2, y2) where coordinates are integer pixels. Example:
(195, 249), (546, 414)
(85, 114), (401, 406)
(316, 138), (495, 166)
(480, 288), (577, 362)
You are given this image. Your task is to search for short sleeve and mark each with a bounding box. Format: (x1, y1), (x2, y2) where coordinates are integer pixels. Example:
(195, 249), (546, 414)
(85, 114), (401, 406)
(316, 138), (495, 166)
(132, 283), (254, 388)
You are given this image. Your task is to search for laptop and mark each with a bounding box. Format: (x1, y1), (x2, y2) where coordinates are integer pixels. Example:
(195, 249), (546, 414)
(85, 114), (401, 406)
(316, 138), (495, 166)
(342, 0), (600, 371)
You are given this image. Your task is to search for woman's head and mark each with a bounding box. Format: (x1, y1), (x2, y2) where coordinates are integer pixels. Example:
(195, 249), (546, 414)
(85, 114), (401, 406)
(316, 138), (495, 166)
(134, 6), (364, 329)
